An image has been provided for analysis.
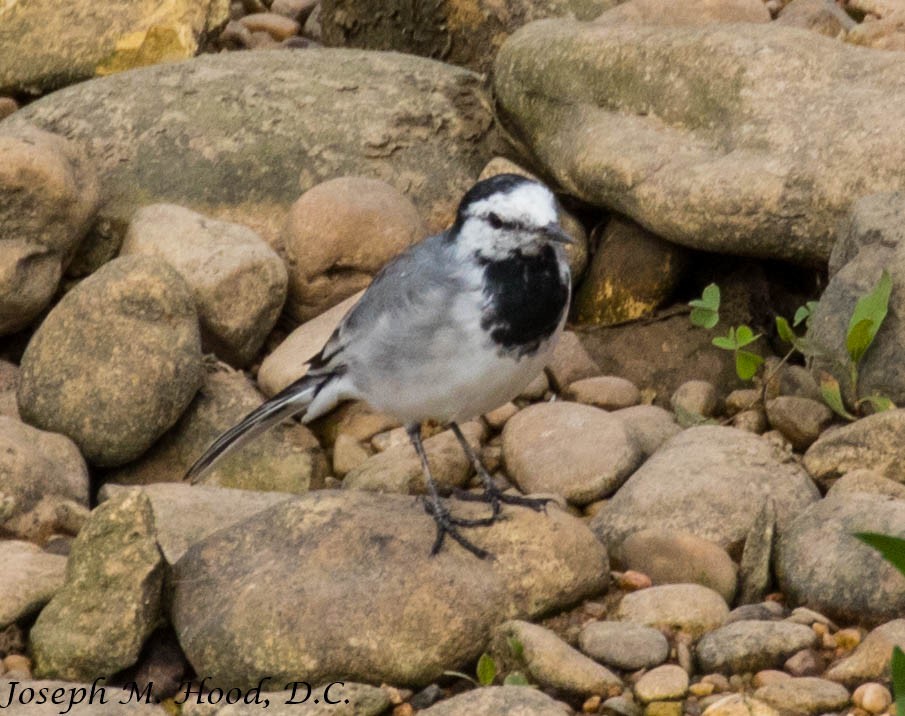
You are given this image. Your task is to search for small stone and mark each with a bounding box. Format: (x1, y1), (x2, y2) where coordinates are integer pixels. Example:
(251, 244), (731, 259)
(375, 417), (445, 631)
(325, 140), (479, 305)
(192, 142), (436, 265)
(332, 433), (370, 477)
(0, 97), (18, 119)
(689, 682), (715, 697)
(546, 331), (601, 390)
(752, 670), (790, 688)
(611, 405), (681, 457)
(239, 12), (300, 39)
(643, 702), (682, 716)
(419, 686), (572, 715)
(270, 0), (317, 21)
(835, 627), (862, 651)
(700, 674), (731, 693)
(602, 695), (643, 716)
(695, 620), (819, 674)
(565, 376), (641, 410)
(726, 601), (786, 624)
(484, 402), (518, 430)
(3, 654), (31, 674)
(783, 648), (823, 676)
(617, 528), (738, 604)
(0, 541), (66, 628)
(825, 619), (905, 686)
(753, 677), (850, 713)
(737, 497), (776, 605)
(519, 372), (549, 400)
(393, 704), (415, 716)
(579, 621), (670, 671)
(732, 409), (768, 434)
(634, 664), (688, 703)
(219, 18), (253, 47)
(671, 380), (719, 419)
(786, 606), (834, 628)
(616, 584), (729, 639)
(852, 682), (892, 713)
(619, 570), (653, 591)
(371, 426), (410, 453)
(583, 695), (602, 712)
(725, 389), (760, 416)
(701, 694), (780, 716)
(827, 469), (905, 500)
(765, 396), (833, 451)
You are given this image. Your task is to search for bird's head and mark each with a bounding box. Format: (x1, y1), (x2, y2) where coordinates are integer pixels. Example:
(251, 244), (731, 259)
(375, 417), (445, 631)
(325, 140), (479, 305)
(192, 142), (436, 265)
(450, 174), (572, 261)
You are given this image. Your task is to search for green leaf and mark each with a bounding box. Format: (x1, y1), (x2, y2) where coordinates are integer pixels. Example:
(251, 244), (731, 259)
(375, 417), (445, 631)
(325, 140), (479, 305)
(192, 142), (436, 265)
(846, 270), (892, 364)
(818, 372), (856, 420)
(507, 636), (525, 661)
(846, 318), (875, 365)
(860, 394), (896, 413)
(442, 670), (477, 686)
(734, 325), (761, 348)
(892, 645), (905, 715)
(689, 284), (720, 329)
(476, 653), (496, 686)
(776, 316), (796, 344)
(855, 532), (905, 577)
(712, 327), (736, 351)
(793, 301), (819, 328)
(735, 350), (764, 381)
(503, 672), (530, 686)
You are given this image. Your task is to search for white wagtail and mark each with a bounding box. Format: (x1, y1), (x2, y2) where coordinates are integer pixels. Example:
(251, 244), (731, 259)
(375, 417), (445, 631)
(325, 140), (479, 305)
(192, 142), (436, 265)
(186, 174), (573, 558)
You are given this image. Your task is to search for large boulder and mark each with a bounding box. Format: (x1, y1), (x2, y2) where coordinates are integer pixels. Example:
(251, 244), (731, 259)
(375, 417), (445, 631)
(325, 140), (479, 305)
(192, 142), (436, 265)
(0, 0), (229, 95)
(493, 20), (905, 264)
(17, 255), (203, 467)
(170, 490), (608, 687)
(590, 426), (820, 554)
(3, 49), (495, 272)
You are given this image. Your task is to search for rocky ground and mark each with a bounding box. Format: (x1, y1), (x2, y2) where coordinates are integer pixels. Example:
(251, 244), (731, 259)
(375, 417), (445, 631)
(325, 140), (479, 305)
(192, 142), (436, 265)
(3, 0), (905, 714)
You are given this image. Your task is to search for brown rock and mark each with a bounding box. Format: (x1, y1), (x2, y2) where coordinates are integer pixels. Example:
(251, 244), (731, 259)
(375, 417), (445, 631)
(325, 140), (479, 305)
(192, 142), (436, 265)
(564, 375), (641, 410)
(0, 124), (100, 335)
(283, 176), (425, 322)
(611, 404), (681, 457)
(119, 204), (288, 367)
(239, 12), (301, 39)
(825, 619), (905, 686)
(545, 331), (600, 390)
(573, 217), (688, 326)
(776, 0), (853, 36)
(765, 396), (833, 451)
(671, 380), (719, 419)
(596, 0), (771, 24)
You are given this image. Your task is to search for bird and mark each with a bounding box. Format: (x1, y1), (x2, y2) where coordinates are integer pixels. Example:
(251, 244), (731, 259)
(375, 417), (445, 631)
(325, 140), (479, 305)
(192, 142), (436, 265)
(185, 173), (573, 559)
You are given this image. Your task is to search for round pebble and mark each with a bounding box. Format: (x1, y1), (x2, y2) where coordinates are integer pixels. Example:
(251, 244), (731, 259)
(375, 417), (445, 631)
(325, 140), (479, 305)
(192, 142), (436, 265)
(634, 664), (689, 704)
(670, 379), (719, 418)
(579, 621), (669, 671)
(616, 583), (729, 639)
(853, 682), (892, 713)
(564, 375), (641, 410)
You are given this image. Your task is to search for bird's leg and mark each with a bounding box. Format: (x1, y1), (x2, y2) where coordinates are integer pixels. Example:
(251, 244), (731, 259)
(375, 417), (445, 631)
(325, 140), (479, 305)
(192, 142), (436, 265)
(450, 422), (552, 516)
(406, 423), (493, 560)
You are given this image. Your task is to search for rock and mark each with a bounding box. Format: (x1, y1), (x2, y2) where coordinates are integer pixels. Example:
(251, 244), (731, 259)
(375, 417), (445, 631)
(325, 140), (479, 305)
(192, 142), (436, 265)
(493, 22), (905, 264)
(701, 695), (779, 716)
(17, 256), (202, 467)
(847, 10), (905, 50)
(616, 584), (729, 639)
(726, 601), (786, 625)
(492, 620), (622, 695)
(591, 426), (819, 554)
(545, 331), (600, 390)
(343, 422), (484, 494)
(478, 157), (589, 278)
(283, 176), (425, 322)
(119, 204), (288, 367)
(852, 682), (892, 714)
(100, 483), (292, 566)
(695, 620), (818, 674)
(319, 0), (620, 74)
(783, 648), (823, 677)
(519, 371), (550, 401)
(564, 376), (641, 410)
(258, 290), (364, 396)
(826, 469), (905, 499)
(0, 541), (66, 627)
(107, 362), (326, 493)
(171, 490), (608, 687)
(804, 409), (905, 488)
(30, 490), (164, 680)
(670, 380), (719, 420)
(732, 409), (768, 435)
(597, 0), (771, 24)
(764, 397), (832, 451)
(808, 193), (905, 403)
(776, 0), (853, 36)
(239, 12), (301, 39)
(737, 498), (776, 605)
(270, 0), (318, 22)
(0, 361), (18, 419)
(332, 433), (370, 477)
(502, 402), (643, 505)
(5, 50), (494, 262)
(573, 217), (687, 326)
(753, 677), (850, 714)
(0, 125), (100, 335)
(0, 416), (89, 538)
(725, 389), (760, 416)
(611, 405), (682, 457)
(634, 664), (688, 704)
(0, 97), (18, 119)
(776, 493), (905, 626)
(580, 314), (739, 410)
(579, 621), (669, 671)
(0, 679), (167, 714)
(0, 0), (228, 94)
(617, 529), (738, 604)
(825, 619), (905, 686)
(418, 686), (571, 716)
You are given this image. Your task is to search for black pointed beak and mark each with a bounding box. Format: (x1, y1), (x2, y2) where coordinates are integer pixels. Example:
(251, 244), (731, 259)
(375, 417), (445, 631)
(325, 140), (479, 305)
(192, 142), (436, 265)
(542, 223), (575, 245)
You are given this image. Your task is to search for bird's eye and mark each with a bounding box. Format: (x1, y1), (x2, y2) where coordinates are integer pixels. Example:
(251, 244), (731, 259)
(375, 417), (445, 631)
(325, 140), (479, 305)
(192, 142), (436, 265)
(487, 213), (503, 229)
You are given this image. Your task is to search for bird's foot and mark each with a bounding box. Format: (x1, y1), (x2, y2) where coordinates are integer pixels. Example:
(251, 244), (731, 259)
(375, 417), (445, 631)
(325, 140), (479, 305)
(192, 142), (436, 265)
(453, 484), (553, 516)
(422, 499), (493, 560)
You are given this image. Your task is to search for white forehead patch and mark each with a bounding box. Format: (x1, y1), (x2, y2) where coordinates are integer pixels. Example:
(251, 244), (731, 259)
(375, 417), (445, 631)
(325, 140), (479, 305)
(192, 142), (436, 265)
(468, 182), (558, 228)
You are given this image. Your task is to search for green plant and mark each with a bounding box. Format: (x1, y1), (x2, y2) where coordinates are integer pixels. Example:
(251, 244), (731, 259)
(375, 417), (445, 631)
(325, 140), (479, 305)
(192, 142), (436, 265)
(445, 638), (532, 688)
(856, 532), (905, 714)
(688, 272), (895, 419)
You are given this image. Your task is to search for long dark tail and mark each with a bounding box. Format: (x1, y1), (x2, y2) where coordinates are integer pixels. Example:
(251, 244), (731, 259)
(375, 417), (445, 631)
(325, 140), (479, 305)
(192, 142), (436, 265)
(185, 372), (330, 484)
